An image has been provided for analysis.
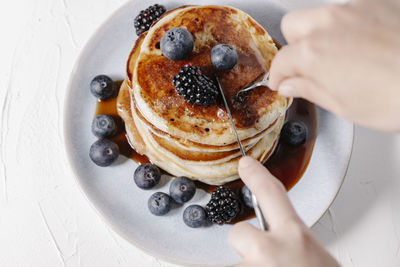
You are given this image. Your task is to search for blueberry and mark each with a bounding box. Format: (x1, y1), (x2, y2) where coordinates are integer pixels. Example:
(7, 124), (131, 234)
(89, 139), (119, 167)
(148, 192), (171, 216)
(133, 163), (161, 190)
(241, 185), (253, 208)
(160, 28), (194, 61)
(91, 115), (117, 138)
(281, 120), (308, 146)
(169, 176), (196, 204)
(210, 44), (238, 71)
(90, 75), (115, 100)
(183, 205), (207, 228)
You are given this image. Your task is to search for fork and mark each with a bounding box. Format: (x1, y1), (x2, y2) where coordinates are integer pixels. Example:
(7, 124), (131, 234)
(236, 72), (270, 98)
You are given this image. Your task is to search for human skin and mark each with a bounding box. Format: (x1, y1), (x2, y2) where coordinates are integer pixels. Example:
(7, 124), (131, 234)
(229, 1), (400, 265)
(229, 157), (340, 267)
(269, 0), (400, 132)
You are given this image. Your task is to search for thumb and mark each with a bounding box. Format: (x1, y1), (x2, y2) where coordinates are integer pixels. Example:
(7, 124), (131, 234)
(228, 222), (265, 257)
(238, 157), (300, 229)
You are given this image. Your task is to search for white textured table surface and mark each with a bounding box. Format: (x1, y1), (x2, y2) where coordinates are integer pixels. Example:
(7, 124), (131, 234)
(1, 0), (399, 266)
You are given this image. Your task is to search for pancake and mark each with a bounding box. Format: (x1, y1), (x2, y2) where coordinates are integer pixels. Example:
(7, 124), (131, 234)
(117, 80), (146, 155)
(132, 92), (280, 152)
(132, 103), (283, 184)
(126, 33), (146, 89)
(117, 5), (291, 185)
(148, 116), (278, 152)
(119, 80), (283, 174)
(124, 13), (280, 153)
(132, 5), (290, 145)
(133, 92), (285, 165)
(125, 5), (194, 87)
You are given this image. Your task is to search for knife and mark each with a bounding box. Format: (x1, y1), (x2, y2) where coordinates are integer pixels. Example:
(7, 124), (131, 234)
(216, 77), (268, 231)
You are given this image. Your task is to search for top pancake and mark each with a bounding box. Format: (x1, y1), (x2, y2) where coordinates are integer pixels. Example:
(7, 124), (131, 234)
(132, 5), (290, 145)
(123, 19), (281, 154)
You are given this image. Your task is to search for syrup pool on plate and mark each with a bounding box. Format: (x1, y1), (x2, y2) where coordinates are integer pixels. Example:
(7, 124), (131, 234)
(94, 80), (317, 223)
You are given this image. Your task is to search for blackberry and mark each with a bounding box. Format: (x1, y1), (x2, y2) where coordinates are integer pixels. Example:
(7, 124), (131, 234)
(172, 65), (219, 107)
(134, 4), (166, 35)
(205, 186), (240, 225)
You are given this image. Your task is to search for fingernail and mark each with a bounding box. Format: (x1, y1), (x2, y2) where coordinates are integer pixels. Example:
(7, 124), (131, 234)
(278, 84), (295, 97)
(239, 156), (254, 169)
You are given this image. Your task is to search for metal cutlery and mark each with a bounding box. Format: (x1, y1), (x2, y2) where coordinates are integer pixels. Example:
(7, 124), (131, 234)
(236, 72), (270, 99)
(216, 76), (267, 231)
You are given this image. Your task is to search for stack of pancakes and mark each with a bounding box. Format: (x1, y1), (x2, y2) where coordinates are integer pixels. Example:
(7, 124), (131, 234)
(117, 5), (292, 185)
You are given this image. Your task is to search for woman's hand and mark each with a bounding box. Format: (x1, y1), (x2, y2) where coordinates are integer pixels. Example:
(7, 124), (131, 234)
(228, 157), (339, 267)
(269, 0), (400, 132)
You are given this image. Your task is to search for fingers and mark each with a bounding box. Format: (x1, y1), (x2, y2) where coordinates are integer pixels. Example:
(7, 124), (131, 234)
(278, 77), (321, 101)
(281, 8), (326, 43)
(269, 41), (341, 113)
(270, 4), (346, 91)
(278, 77), (341, 116)
(228, 222), (263, 257)
(268, 43), (308, 91)
(238, 157), (300, 229)
(281, 4), (345, 44)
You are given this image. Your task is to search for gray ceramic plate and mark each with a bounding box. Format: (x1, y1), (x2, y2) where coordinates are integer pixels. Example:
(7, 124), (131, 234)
(64, 0), (353, 266)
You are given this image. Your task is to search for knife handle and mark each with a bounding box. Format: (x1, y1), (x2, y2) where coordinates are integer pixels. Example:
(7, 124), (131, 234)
(251, 194), (268, 231)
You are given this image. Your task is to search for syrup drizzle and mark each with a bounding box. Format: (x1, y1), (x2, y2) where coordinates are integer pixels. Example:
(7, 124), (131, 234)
(95, 81), (317, 223)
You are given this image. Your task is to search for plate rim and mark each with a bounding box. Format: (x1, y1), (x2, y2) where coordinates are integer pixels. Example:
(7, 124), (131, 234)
(309, 122), (354, 226)
(63, 1), (230, 265)
(63, 1), (355, 266)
